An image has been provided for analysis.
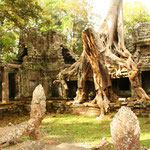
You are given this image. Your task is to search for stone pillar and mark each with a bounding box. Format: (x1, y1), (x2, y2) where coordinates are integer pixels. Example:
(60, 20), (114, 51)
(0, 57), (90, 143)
(43, 77), (52, 98)
(15, 70), (20, 99)
(58, 83), (68, 99)
(2, 67), (9, 103)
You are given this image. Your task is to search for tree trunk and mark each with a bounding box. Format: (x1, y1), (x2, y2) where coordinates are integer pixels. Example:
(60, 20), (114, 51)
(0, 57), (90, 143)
(82, 0), (149, 116)
(73, 53), (91, 104)
(55, 0), (150, 117)
(97, 0), (149, 101)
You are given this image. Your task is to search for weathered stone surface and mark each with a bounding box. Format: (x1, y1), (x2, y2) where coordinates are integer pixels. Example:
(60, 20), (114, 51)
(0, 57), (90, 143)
(95, 137), (113, 150)
(57, 143), (89, 150)
(5, 140), (46, 150)
(29, 84), (46, 140)
(1, 99), (150, 118)
(0, 84), (46, 147)
(110, 106), (141, 150)
(15, 28), (78, 99)
(30, 84), (46, 119)
(1, 67), (9, 103)
(4, 141), (89, 150)
(1, 22), (150, 102)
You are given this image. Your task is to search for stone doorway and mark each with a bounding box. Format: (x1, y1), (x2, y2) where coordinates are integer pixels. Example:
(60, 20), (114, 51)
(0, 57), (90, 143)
(142, 71), (150, 94)
(67, 80), (96, 99)
(9, 73), (16, 100)
(112, 77), (131, 97)
(67, 81), (77, 98)
(61, 47), (76, 64)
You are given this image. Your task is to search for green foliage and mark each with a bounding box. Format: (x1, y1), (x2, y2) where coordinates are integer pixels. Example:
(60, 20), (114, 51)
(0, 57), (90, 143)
(0, 29), (16, 52)
(0, 0), (42, 29)
(0, 26), (18, 61)
(0, 0), (42, 60)
(41, 114), (150, 148)
(3, 0), (150, 59)
(38, 0), (93, 55)
(1, 52), (17, 62)
(123, 1), (150, 36)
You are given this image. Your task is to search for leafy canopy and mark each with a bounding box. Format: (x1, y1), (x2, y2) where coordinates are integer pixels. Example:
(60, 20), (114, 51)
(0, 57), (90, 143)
(2, 0), (150, 60)
(0, 0), (42, 29)
(38, 0), (93, 55)
(0, 0), (42, 61)
(123, 1), (150, 35)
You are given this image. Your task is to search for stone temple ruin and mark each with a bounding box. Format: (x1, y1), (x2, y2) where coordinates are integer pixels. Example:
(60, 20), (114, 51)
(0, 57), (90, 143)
(0, 23), (150, 112)
(0, 28), (78, 103)
(112, 22), (150, 98)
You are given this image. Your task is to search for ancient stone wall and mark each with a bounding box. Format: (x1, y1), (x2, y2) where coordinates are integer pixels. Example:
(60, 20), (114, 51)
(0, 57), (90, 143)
(0, 28), (78, 101)
(16, 28), (78, 99)
(0, 62), (20, 102)
(1, 23), (150, 101)
(113, 22), (150, 96)
(126, 22), (150, 70)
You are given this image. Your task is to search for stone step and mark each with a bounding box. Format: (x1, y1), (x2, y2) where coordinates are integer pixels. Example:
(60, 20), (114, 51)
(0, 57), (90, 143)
(56, 143), (89, 150)
(5, 140), (89, 150)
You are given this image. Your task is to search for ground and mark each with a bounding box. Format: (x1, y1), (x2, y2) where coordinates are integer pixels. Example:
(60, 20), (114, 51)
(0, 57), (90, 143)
(0, 113), (150, 149)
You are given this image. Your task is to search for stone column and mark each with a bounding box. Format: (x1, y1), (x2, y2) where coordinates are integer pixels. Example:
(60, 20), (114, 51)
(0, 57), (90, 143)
(15, 70), (20, 99)
(2, 67), (9, 103)
(43, 77), (51, 98)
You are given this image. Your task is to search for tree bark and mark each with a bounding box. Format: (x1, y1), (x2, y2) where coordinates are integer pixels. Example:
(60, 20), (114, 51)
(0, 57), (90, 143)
(81, 0), (150, 116)
(73, 53), (91, 104)
(97, 0), (150, 101)
(55, 0), (150, 117)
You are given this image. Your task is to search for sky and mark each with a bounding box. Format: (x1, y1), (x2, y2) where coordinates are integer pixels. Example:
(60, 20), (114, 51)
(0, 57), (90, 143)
(90, 0), (150, 30)
(92, 0), (150, 18)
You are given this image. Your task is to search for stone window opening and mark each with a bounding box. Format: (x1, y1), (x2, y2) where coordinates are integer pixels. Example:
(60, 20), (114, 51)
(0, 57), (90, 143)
(61, 46), (76, 64)
(140, 45), (150, 56)
(19, 46), (28, 63)
(67, 81), (77, 98)
(119, 77), (130, 91)
(142, 71), (150, 94)
(112, 77), (131, 97)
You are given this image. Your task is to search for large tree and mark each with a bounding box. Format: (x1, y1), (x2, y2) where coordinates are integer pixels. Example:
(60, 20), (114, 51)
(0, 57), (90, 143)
(38, 0), (93, 55)
(56, 0), (150, 118)
(0, 0), (42, 60)
(0, 0), (42, 29)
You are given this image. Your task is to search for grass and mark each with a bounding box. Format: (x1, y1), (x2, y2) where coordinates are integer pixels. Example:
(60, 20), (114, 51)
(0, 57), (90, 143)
(139, 118), (150, 146)
(41, 114), (112, 148)
(0, 113), (150, 148)
(41, 113), (150, 148)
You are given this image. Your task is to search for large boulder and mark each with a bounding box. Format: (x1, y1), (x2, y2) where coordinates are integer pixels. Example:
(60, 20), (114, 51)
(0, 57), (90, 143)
(110, 106), (141, 150)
